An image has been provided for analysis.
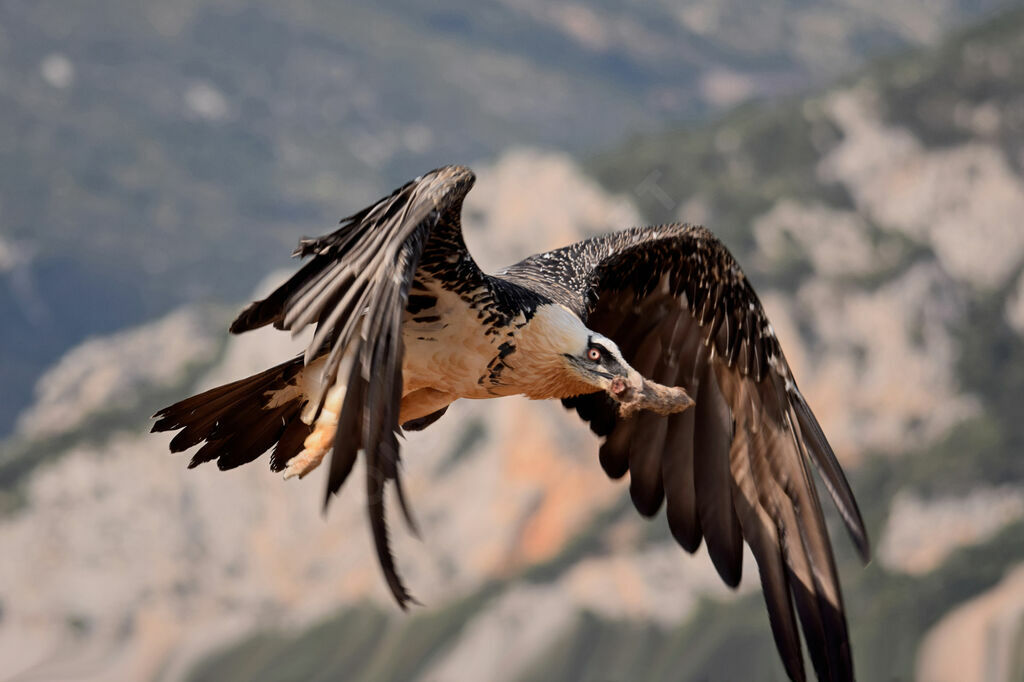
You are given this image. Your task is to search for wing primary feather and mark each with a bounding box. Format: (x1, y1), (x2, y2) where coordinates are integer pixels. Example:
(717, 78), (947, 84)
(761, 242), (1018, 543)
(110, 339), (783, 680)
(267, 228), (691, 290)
(392, 466), (421, 539)
(599, 423), (634, 479)
(663, 405), (701, 552)
(750, 366), (850, 682)
(731, 442), (806, 682)
(721, 372), (808, 682)
(287, 267), (353, 338)
(562, 394), (616, 438)
(366, 450), (414, 608)
(628, 411), (667, 516)
(304, 275), (369, 364)
(324, 349), (366, 502)
(756, 441), (833, 682)
(281, 260), (349, 331)
(385, 292), (421, 538)
(661, 310), (703, 552)
(692, 354), (743, 587)
(784, 406), (854, 681)
(626, 321), (669, 516)
(365, 322), (417, 607)
(229, 256), (330, 334)
(790, 390), (870, 562)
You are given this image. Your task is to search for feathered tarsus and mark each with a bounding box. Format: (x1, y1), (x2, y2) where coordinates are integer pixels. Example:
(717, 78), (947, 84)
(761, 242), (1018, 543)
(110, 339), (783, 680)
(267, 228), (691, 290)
(153, 165), (868, 682)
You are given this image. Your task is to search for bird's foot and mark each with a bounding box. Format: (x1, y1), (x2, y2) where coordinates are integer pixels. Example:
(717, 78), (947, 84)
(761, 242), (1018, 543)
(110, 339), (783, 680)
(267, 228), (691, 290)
(283, 383), (344, 480)
(282, 445), (328, 480)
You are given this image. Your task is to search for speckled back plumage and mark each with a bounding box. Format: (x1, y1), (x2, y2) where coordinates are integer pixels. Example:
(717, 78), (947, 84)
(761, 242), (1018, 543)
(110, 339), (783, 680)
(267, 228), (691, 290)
(497, 224), (708, 315)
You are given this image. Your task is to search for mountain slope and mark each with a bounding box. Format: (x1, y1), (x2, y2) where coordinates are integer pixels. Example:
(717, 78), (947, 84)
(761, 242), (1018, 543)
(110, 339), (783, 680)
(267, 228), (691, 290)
(188, 9), (1024, 682)
(5, 7), (1024, 682)
(0, 0), (1015, 434)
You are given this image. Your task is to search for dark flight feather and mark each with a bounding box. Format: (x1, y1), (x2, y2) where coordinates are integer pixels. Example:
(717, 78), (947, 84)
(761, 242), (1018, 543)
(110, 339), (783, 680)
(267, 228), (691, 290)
(517, 223), (868, 682)
(692, 356), (744, 588)
(242, 166), (479, 607)
(152, 357), (306, 472)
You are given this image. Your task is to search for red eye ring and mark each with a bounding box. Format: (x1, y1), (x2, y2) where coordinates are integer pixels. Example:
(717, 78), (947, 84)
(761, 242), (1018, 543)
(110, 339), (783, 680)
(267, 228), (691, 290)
(587, 348), (601, 361)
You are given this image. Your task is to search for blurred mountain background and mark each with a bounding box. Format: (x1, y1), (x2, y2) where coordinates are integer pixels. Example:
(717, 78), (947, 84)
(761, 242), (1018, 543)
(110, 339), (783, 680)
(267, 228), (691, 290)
(3, 1), (1024, 681)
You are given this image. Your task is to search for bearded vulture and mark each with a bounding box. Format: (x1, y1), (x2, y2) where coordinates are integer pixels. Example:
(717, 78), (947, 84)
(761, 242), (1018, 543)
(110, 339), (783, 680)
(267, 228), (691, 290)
(153, 165), (869, 682)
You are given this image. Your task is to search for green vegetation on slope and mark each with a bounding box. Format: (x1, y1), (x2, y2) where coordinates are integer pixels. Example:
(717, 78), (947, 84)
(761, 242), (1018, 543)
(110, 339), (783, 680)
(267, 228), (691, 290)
(186, 588), (504, 682)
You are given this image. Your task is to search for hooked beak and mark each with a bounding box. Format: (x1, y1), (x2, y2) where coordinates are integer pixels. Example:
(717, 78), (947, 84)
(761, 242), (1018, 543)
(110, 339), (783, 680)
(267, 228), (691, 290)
(606, 369), (695, 418)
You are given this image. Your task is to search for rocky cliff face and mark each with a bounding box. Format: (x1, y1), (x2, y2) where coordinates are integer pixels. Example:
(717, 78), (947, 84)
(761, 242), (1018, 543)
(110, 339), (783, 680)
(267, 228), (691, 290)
(0, 0), (1014, 436)
(5, 9), (1024, 682)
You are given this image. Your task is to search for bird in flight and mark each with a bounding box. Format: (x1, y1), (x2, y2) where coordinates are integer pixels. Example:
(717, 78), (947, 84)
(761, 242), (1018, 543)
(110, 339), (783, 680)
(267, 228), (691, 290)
(153, 165), (869, 682)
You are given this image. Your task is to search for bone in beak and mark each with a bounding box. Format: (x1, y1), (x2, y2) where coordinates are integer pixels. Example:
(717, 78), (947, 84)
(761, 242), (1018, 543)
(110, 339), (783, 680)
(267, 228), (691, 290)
(609, 372), (694, 418)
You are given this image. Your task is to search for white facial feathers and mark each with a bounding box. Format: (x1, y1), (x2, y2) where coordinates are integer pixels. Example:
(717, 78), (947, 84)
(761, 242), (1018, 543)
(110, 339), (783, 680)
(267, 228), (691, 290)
(523, 304), (592, 357)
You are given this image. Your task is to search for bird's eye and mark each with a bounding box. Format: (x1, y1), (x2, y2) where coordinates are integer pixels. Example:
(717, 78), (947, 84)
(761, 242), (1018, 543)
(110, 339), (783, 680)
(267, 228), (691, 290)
(587, 348), (601, 362)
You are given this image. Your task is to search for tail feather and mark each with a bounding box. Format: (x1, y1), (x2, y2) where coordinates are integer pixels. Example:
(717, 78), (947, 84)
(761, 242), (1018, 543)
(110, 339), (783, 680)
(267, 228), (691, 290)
(153, 357), (310, 472)
(191, 401), (292, 470)
(153, 361), (299, 432)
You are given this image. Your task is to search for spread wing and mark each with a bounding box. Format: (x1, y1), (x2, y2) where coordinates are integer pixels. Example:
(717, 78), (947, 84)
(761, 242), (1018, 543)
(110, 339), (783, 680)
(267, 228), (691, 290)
(230, 165), (483, 606)
(514, 224), (869, 682)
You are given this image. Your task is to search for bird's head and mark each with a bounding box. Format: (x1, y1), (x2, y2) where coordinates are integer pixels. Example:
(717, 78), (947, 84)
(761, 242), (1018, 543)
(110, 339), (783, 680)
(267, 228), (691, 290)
(563, 332), (639, 396)
(562, 330), (695, 418)
(524, 304), (694, 416)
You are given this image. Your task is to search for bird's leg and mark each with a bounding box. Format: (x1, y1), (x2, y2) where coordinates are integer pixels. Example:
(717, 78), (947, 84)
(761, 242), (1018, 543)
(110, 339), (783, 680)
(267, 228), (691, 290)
(282, 381), (346, 480)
